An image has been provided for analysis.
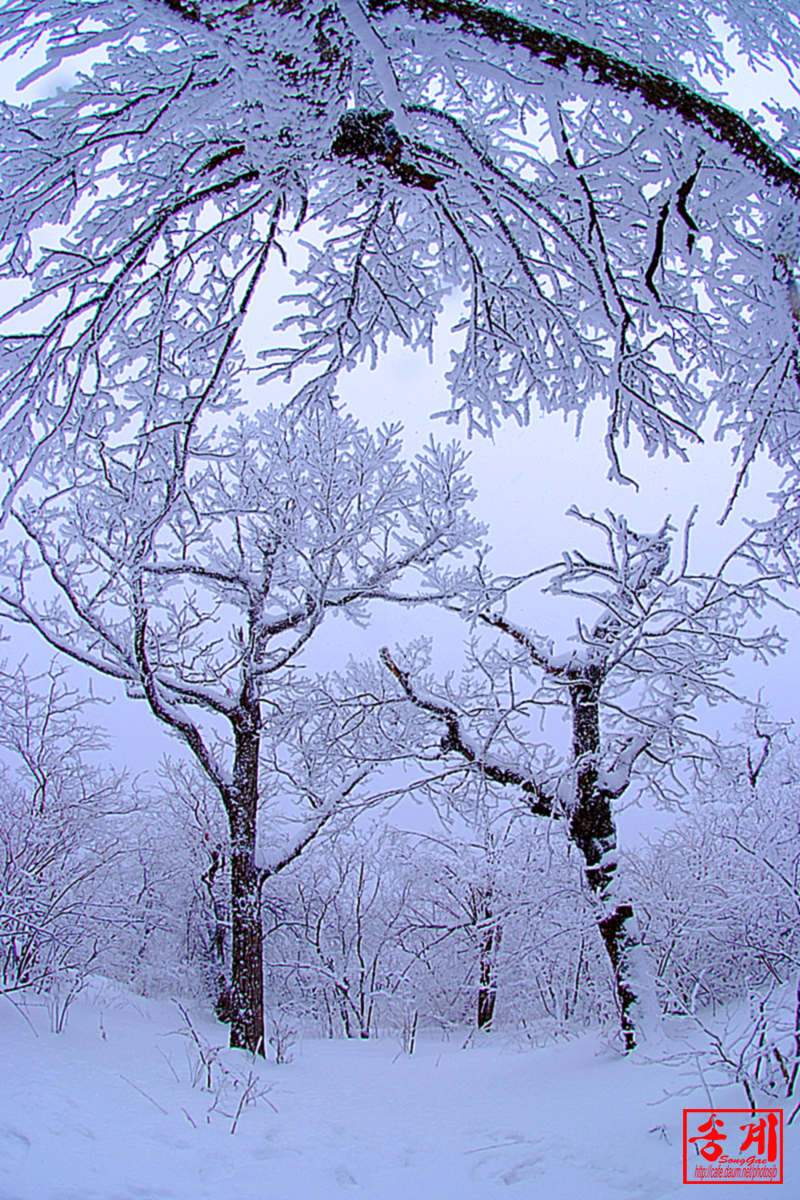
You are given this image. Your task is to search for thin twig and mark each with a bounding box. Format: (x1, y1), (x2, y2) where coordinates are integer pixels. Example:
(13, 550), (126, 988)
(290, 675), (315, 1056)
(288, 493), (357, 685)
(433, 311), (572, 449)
(119, 1074), (168, 1115)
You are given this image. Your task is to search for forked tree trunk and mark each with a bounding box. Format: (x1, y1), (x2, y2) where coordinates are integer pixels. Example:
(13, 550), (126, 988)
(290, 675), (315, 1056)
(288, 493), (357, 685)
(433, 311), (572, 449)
(134, 572), (268, 1057)
(380, 643), (643, 1051)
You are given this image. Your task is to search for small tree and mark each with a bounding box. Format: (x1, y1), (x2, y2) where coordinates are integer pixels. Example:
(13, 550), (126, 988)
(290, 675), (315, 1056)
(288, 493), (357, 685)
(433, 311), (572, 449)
(391, 821), (591, 1036)
(382, 509), (782, 1049)
(262, 825), (419, 1040)
(0, 663), (127, 1008)
(0, 404), (486, 1054)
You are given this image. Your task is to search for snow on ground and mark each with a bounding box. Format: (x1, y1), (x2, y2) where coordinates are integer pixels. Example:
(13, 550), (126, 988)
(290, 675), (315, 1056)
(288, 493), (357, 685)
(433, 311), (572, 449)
(1, 983), (796, 1199)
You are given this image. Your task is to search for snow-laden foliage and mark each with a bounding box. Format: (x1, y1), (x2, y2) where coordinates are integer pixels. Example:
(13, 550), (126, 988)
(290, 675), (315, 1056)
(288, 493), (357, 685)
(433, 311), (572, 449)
(1, 0), (799, 1078)
(0, 666), (127, 1001)
(634, 798), (799, 1016)
(1, 0), (800, 505)
(258, 820), (613, 1040)
(381, 508), (784, 1046)
(630, 724), (800, 1108)
(0, 664), (210, 1017)
(2, 655), (796, 1080)
(384, 508), (783, 817)
(0, 403), (484, 788)
(0, 401), (489, 1053)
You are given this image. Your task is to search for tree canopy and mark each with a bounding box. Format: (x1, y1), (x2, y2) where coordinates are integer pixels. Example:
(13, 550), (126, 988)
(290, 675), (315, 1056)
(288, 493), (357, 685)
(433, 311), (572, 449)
(1, 0), (800, 512)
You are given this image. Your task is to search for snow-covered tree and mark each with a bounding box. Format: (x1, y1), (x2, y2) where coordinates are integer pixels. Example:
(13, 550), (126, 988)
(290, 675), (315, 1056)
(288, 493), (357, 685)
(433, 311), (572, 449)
(0, 404), (486, 1054)
(261, 824), (419, 1040)
(382, 509), (783, 1048)
(0, 664), (128, 1013)
(629, 720), (800, 1108)
(2, 1), (800, 512)
(260, 817), (603, 1040)
(381, 819), (606, 1037)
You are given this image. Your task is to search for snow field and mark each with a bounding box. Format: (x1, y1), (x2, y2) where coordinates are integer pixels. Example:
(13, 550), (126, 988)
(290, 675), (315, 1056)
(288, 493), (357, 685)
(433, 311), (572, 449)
(2, 984), (796, 1199)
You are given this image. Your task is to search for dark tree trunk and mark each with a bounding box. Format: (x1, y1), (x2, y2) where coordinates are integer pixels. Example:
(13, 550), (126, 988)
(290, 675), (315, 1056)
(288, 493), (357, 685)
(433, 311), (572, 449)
(476, 896), (500, 1031)
(229, 847), (265, 1054)
(199, 845), (233, 1023)
(133, 573), (267, 1057)
(477, 958), (497, 1030)
(568, 671), (638, 1051)
(379, 641), (643, 1050)
(224, 719), (265, 1057)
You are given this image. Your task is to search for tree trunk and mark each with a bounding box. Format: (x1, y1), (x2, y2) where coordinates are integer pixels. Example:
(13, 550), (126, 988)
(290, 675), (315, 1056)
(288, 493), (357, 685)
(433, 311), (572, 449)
(225, 721), (265, 1057)
(569, 672), (638, 1051)
(476, 895), (500, 1031)
(199, 845), (232, 1024)
(477, 958), (497, 1030)
(228, 847), (265, 1054)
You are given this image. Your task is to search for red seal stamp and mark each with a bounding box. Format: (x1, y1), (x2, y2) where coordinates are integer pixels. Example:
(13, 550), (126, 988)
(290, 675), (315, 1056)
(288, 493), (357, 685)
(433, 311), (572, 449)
(683, 1109), (783, 1184)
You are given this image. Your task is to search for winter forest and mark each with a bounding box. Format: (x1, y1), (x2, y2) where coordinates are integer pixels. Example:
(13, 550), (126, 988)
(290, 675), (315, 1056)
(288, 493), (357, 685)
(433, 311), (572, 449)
(2, 0), (800, 1195)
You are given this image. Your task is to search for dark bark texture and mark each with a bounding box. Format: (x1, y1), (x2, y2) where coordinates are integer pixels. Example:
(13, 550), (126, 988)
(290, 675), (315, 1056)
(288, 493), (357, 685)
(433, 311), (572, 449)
(224, 717), (266, 1056)
(567, 670), (638, 1052)
(476, 897), (500, 1031)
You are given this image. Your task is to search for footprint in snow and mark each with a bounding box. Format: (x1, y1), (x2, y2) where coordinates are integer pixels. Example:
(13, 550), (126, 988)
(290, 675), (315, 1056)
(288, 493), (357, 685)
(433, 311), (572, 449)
(0, 1125), (31, 1158)
(466, 1135), (550, 1185)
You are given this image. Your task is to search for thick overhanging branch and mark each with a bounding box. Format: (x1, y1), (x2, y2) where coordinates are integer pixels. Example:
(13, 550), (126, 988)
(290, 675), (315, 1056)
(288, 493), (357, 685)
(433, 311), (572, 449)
(371, 0), (800, 199)
(595, 733), (649, 799)
(259, 769), (369, 883)
(380, 646), (555, 817)
(151, 0), (800, 198)
(257, 807), (331, 884)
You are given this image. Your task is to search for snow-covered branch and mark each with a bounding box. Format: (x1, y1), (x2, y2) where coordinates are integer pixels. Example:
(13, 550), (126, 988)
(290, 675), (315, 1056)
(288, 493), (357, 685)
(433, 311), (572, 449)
(2, 0), (800, 495)
(380, 647), (556, 817)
